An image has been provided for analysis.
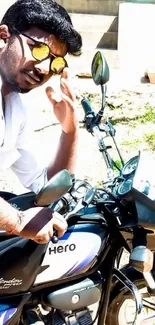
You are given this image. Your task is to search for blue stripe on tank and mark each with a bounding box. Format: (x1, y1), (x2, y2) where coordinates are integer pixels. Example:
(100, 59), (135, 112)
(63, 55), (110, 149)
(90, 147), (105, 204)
(57, 223), (103, 241)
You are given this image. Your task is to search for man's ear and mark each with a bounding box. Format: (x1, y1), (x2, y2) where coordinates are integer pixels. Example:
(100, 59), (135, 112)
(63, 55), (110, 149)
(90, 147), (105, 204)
(0, 25), (11, 48)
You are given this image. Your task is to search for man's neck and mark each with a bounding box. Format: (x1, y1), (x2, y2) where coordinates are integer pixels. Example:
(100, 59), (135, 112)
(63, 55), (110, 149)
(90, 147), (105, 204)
(1, 82), (13, 96)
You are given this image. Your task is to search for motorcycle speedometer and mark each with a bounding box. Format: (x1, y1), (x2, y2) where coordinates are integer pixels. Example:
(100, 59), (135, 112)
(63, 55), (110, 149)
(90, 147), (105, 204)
(122, 156), (139, 178)
(118, 179), (133, 196)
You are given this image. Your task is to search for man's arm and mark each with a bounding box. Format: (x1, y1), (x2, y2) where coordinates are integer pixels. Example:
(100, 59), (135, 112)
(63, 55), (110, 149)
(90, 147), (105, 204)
(46, 69), (78, 180)
(47, 130), (78, 180)
(0, 195), (67, 243)
(0, 197), (18, 232)
(12, 68), (78, 192)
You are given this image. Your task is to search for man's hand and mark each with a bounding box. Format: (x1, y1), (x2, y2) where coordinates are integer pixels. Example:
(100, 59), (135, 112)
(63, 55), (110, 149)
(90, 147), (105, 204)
(14, 207), (67, 244)
(46, 68), (78, 134)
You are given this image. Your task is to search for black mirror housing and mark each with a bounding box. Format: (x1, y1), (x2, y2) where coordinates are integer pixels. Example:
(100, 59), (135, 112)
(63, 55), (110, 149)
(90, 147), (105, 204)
(91, 51), (110, 86)
(35, 169), (73, 206)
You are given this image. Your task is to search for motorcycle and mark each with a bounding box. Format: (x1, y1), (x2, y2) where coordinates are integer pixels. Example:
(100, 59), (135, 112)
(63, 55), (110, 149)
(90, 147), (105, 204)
(0, 51), (155, 325)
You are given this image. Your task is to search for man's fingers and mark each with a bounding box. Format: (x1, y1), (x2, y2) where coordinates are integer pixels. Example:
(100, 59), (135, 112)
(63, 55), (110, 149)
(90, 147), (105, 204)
(34, 224), (54, 244)
(61, 67), (70, 81)
(34, 237), (49, 244)
(46, 86), (58, 105)
(61, 78), (75, 101)
(52, 213), (68, 238)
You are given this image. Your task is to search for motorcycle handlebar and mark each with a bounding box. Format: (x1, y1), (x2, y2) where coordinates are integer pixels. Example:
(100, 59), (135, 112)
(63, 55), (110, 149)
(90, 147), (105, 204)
(50, 181), (93, 243)
(50, 198), (68, 244)
(81, 97), (94, 115)
(49, 198), (68, 244)
(53, 193), (73, 213)
(52, 199), (64, 212)
(81, 98), (102, 134)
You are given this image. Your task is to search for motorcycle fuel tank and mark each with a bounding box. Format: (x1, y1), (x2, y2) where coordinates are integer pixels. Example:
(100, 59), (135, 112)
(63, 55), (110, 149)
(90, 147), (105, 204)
(34, 222), (107, 285)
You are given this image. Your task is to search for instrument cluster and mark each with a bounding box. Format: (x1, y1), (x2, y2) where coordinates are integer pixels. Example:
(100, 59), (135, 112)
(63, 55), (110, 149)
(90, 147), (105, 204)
(117, 156), (139, 197)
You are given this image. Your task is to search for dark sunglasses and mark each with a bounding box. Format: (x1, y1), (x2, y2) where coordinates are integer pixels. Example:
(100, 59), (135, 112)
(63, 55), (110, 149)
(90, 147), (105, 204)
(18, 31), (68, 74)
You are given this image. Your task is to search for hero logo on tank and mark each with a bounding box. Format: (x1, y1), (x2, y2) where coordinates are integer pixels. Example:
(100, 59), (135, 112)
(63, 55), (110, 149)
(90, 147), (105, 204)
(34, 231), (102, 284)
(49, 243), (76, 254)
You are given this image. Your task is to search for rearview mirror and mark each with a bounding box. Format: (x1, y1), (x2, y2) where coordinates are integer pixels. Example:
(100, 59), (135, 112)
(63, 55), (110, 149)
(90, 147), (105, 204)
(35, 169), (72, 206)
(91, 51), (110, 86)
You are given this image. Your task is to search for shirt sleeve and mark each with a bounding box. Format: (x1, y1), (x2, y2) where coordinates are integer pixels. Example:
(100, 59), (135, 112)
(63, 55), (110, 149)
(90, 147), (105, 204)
(11, 118), (48, 194)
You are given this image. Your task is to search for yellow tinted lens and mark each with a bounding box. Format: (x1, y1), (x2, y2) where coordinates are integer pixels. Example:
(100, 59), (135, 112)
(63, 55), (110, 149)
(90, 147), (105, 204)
(50, 57), (67, 74)
(32, 43), (50, 60)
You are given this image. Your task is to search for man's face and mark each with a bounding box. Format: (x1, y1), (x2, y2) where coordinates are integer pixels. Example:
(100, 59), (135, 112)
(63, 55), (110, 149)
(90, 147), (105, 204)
(0, 26), (67, 93)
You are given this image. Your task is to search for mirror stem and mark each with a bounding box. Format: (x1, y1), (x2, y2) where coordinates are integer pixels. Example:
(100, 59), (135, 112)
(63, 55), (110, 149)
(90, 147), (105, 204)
(99, 84), (106, 116)
(101, 84), (106, 111)
(94, 85), (106, 125)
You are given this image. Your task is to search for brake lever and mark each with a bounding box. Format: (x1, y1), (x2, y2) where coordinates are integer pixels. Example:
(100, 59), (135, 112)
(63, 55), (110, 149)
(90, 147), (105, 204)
(82, 188), (96, 206)
(65, 188), (96, 221)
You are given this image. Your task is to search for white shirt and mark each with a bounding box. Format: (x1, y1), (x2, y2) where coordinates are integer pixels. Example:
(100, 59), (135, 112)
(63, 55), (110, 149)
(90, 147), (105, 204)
(0, 83), (47, 194)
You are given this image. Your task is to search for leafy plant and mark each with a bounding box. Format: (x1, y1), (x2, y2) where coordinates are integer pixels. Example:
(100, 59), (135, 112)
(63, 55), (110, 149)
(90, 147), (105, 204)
(114, 159), (123, 170)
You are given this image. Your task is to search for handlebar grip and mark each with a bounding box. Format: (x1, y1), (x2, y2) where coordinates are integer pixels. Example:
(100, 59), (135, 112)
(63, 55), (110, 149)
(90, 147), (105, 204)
(49, 201), (60, 244)
(49, 200), (64, 213)
(81, 97), (93, 115)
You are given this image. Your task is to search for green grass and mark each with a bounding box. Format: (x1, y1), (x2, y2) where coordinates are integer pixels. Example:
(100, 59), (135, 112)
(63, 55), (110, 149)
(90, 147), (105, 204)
(144, 132), (155, 151)
(121, 139), (142, 147)
(111, 106), (155, 125)
(139, 107), (155, 123)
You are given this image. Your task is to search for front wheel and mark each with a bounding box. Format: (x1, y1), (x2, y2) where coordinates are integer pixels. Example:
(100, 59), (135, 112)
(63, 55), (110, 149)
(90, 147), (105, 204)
(106, 278), (155, 325)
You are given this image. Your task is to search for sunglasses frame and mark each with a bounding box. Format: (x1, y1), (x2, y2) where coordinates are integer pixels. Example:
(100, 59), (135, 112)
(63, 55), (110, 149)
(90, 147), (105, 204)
(17, 31), (68, 74)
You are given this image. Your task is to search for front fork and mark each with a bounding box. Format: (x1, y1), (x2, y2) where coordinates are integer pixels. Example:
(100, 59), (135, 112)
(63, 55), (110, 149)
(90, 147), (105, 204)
(97, 235), (143, 325)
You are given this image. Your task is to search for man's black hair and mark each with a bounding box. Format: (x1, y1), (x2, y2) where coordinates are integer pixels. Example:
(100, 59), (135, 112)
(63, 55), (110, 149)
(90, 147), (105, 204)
(1, 0), (82, 54)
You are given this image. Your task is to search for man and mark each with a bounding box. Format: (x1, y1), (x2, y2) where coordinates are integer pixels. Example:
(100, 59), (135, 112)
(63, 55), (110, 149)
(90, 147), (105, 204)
(0, 0), (82, 243)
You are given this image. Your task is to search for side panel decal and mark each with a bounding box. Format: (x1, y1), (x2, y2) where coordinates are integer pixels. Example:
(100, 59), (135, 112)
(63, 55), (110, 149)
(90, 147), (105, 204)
(0, 308), (17, 325)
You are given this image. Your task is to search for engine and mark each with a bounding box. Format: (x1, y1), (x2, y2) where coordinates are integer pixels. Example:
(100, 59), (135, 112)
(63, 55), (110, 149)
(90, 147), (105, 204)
(42, 274), (102, 311)
(22, 274), (101, 325)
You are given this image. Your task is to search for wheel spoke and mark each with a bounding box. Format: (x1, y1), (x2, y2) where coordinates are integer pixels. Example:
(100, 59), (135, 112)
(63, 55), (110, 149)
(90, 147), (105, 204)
(143, 298), (155, 312)
(107, 280), (155, 325)
(118, 296), (155, 324)
(140, 314), (155, 324)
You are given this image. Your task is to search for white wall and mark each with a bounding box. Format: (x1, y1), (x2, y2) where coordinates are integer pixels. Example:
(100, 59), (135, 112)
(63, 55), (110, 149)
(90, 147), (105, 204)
(118, 2), (155, 83)
(0, 1), (16, 20)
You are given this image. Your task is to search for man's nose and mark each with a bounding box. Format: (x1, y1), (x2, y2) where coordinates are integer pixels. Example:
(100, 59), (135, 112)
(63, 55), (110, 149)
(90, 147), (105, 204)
(35, 58), (50, 75)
